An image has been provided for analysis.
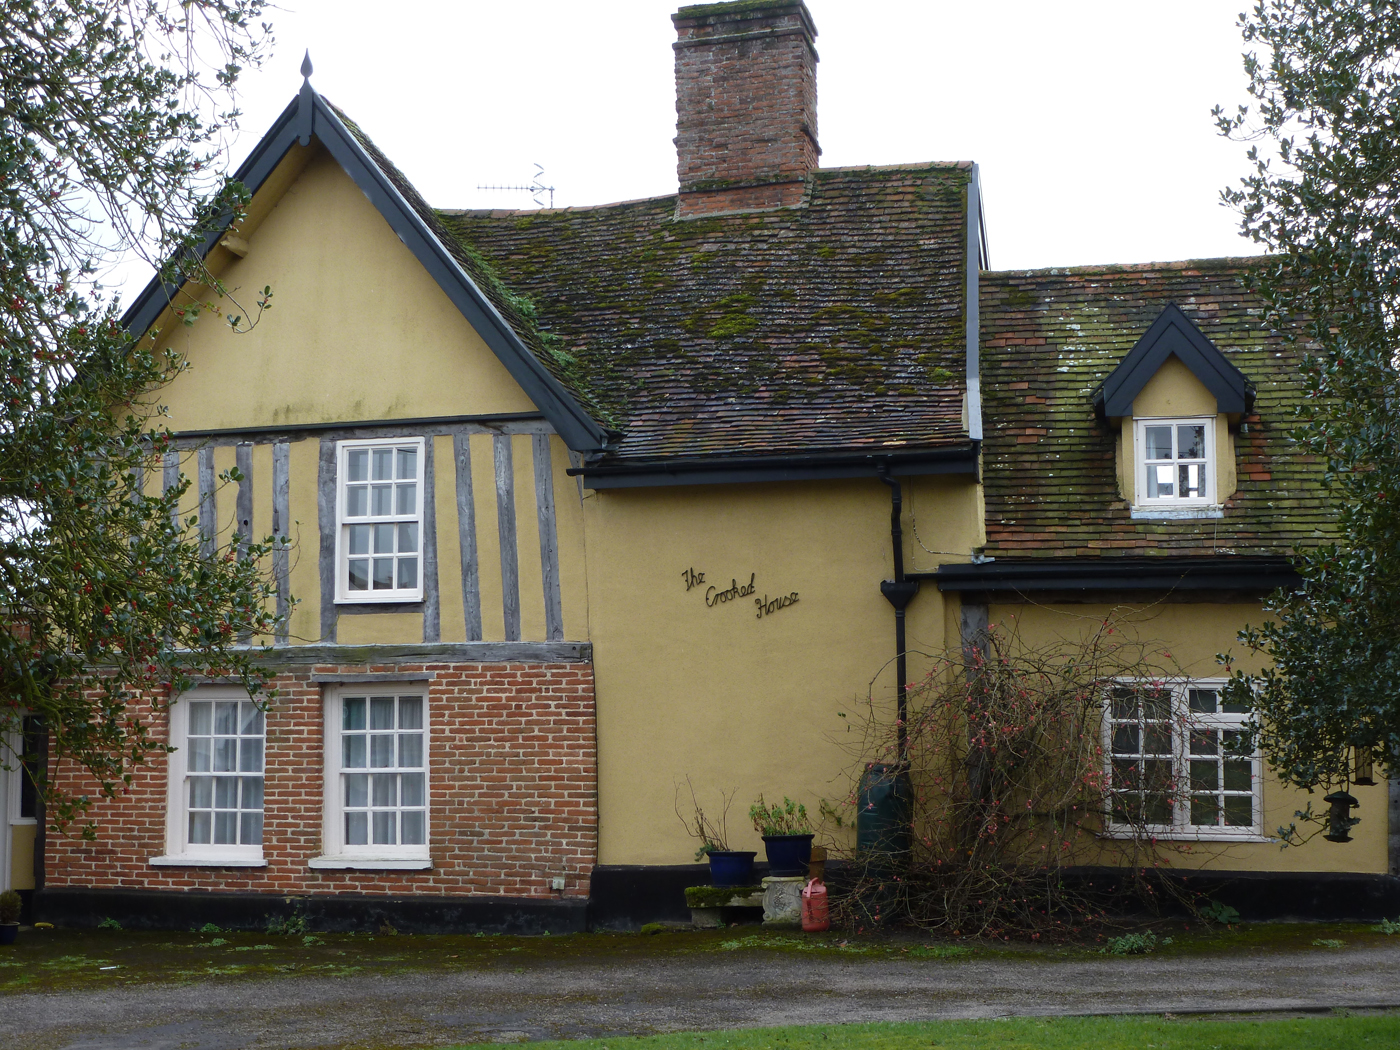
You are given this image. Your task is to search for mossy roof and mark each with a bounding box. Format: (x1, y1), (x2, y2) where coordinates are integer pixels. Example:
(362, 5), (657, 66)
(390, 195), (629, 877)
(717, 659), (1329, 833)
(979, 260), (1334, 557)
(438, 166), (974, 461)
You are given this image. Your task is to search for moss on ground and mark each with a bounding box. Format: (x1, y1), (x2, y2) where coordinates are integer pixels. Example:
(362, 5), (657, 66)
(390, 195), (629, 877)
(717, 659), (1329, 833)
(0, 920), (1390, 994)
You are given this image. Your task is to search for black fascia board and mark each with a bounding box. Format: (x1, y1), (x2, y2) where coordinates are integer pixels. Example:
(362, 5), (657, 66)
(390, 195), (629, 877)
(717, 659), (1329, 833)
(120, 87), (608, 454)
(928, 555), (1299, 595)
(574, 444), (979, 489)
(1095, 303), (1256, 419)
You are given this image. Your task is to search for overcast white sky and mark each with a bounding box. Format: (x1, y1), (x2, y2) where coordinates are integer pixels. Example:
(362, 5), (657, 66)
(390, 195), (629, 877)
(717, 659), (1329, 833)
(150, 0), (1268, 298)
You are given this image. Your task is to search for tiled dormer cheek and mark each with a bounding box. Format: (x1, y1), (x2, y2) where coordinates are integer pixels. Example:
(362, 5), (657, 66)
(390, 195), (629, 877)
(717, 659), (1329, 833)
(1113, 355), (1238, 518)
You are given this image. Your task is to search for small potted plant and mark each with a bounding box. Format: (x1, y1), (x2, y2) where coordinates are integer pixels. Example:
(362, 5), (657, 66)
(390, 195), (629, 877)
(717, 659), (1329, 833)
(0, 890), (21, 945)
(750, 794), (814, 877)
(677, 778), (755, 887)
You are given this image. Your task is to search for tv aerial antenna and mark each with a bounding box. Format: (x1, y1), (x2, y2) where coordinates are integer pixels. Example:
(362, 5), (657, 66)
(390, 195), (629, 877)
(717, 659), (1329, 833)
(477, 163), (556, 209)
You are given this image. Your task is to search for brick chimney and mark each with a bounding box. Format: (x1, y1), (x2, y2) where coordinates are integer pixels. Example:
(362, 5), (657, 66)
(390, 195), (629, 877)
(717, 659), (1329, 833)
(673, 1), (820, 218)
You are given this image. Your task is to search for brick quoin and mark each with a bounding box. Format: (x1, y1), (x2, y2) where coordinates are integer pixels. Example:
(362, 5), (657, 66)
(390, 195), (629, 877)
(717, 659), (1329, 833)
(44, 662), (598, 900)
(673, 1), (819, 217)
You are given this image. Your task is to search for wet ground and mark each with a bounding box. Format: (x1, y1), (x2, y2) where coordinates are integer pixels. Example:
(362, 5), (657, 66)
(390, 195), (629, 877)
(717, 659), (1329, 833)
(2, 923), (1399, 1049)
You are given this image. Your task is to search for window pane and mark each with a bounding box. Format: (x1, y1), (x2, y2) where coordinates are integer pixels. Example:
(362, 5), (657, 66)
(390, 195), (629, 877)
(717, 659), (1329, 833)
(396, 483), (416, 515)
(402, 810), (425, 845)
(1221, 694), (1250, 715)
(372, 448), (393, 481)
(1142, 759), (1173, 791)
(1142, 690), (1171, 721)
(214, 738), (236, 772)
(372, 773), (397, 807)
(397, 522), (418, 553)
(1179, 463), (1203, 498)
(372, 558), (394, 589)
(1190, 730), (1218, 756)
(347, 449), (369, 482)
(1112, 758), (1140, 790)
(1188, 689), (1218, 714)
(1110, 688), (1137, 720)
(1222, 729), (1248, 755)
(373, 811), (396, 845)
(1111, 725), (1139, 754)
(370, 735), (395, 768)
(1150, 464), (1174, 498)
(371, 485), (392, 515)
(214, 811), (237, 844)
(1178, 424), (1206, 459)
(401, 771), (425, 807)
(343, 697), (366, 731)
(189, 810), (211, 844)
(1143, 793), (1173, 825)
(188, 702), (212, 736)
(1223, 796), (1253, 826)
(189, 776), (213, 809)
(343, 735), (366, 769)
(240, 703), (264, 736)
(1143, 725), (1172, 755)
(344, 773), (368, 808)
(370, 697), (395, 730)
(1190, 795), (1220, 826)
(398, 696), (423, 730)
(189, 737), (211, 772)
(1190, 760), (1219, 792)
(373, 523), (394, 554)
(346, 811), (368, 845)
(348, 559), (369, 591)
(397, 448), (417, 480)
(1223, 761), (1252, 792)
(346, 485), (368, 517)
(348, 524), (370, 555)
(215, 777), (237, 808)
(399, 732), (423, 768)
(215, 702), (238, 735)
(240, 812), (263, 846)
(239, 736), (263, 773)
(240, 777), (263, 810)
(1144, 425), (1172, 460)
(397, 557), (418, 590)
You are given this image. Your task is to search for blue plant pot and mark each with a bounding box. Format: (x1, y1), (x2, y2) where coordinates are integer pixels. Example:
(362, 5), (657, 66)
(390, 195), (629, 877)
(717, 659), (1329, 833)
(0, 924), (16, 946)
(762, 834), (814, 877)
(707, 850), (757, 888)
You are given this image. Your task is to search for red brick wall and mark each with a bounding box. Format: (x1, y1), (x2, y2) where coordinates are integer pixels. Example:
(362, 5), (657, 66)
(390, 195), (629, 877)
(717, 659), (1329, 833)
(43, 661), (597, 899)
(673, 2), (819, 214)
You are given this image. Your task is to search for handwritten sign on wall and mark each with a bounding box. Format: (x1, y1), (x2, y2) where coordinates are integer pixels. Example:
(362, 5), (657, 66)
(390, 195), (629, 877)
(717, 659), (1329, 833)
(680, 567), (800, 620)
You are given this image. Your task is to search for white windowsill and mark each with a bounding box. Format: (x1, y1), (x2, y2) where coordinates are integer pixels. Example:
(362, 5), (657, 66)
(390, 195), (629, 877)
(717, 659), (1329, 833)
(308, 855), (433, 870)
(333, 594), (424, 605)
(1130, 505), (1225, 521)
(150, 855), (268, 868)
(1100, 829), (1274, 844)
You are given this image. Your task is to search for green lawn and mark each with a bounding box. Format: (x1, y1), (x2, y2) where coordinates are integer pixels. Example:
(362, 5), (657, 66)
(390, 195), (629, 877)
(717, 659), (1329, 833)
(476, 1014), (1398, 1050)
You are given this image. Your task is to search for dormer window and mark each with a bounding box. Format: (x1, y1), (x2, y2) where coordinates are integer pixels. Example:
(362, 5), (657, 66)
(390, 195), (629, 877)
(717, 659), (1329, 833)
(1137, 417), (1214, 506)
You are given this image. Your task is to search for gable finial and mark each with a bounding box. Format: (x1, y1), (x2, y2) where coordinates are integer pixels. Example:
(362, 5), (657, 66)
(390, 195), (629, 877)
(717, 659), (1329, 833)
(301, 50), (314, 80)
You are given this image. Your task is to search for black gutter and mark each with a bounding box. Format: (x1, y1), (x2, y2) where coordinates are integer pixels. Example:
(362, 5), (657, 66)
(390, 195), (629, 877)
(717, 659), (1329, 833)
(929, 556), (1300, 595)
(165, 412), (546, 443)
(877, 470), (919, 759)
(572, 444), (979, 490)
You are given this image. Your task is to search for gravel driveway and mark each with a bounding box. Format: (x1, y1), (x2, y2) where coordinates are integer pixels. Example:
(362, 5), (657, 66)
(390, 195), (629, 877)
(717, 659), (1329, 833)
(4, 938), (1400, 1049)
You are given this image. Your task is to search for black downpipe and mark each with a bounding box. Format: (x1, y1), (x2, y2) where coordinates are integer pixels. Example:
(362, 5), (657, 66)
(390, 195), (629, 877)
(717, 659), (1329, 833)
(878, 471), (919, 759)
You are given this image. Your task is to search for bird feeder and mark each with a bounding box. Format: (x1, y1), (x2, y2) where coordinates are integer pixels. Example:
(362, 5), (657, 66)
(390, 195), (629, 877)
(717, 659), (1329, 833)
(1323, 790), (1359, 842)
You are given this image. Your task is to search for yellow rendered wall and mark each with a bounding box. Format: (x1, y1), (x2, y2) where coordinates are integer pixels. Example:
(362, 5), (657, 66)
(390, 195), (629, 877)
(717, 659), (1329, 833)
(984, 601), (1388, 875)
(1116, 355), (1237, 502)
(9, 824), (34, 890)
(152, 144), (537, 432)
(585, 474), (982, 865)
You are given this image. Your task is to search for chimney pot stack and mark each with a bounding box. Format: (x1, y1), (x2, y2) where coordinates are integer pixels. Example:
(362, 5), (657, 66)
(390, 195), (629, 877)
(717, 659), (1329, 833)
(672, 1), (820, 217)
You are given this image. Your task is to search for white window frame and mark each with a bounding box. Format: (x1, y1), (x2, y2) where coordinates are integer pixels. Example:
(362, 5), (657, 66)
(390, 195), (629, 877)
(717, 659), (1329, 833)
(313, 686), (432, 870)
(1103, 678), (1266, 842)
(154, 687), (267, 867)
(334, 436), (426, 604)
(1134, 416), (1216, 508)
(4, 715), (39, 828)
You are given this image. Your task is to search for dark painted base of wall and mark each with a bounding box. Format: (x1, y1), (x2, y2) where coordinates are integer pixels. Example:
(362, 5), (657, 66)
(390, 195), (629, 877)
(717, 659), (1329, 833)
(590, 864), (1400, 928)
(34, 887), (588, 936)
(33, 868), (1400, 935)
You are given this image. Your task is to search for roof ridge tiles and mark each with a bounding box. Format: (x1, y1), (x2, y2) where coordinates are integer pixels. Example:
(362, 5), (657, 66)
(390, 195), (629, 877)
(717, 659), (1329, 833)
(986, 256), (1269, 278)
